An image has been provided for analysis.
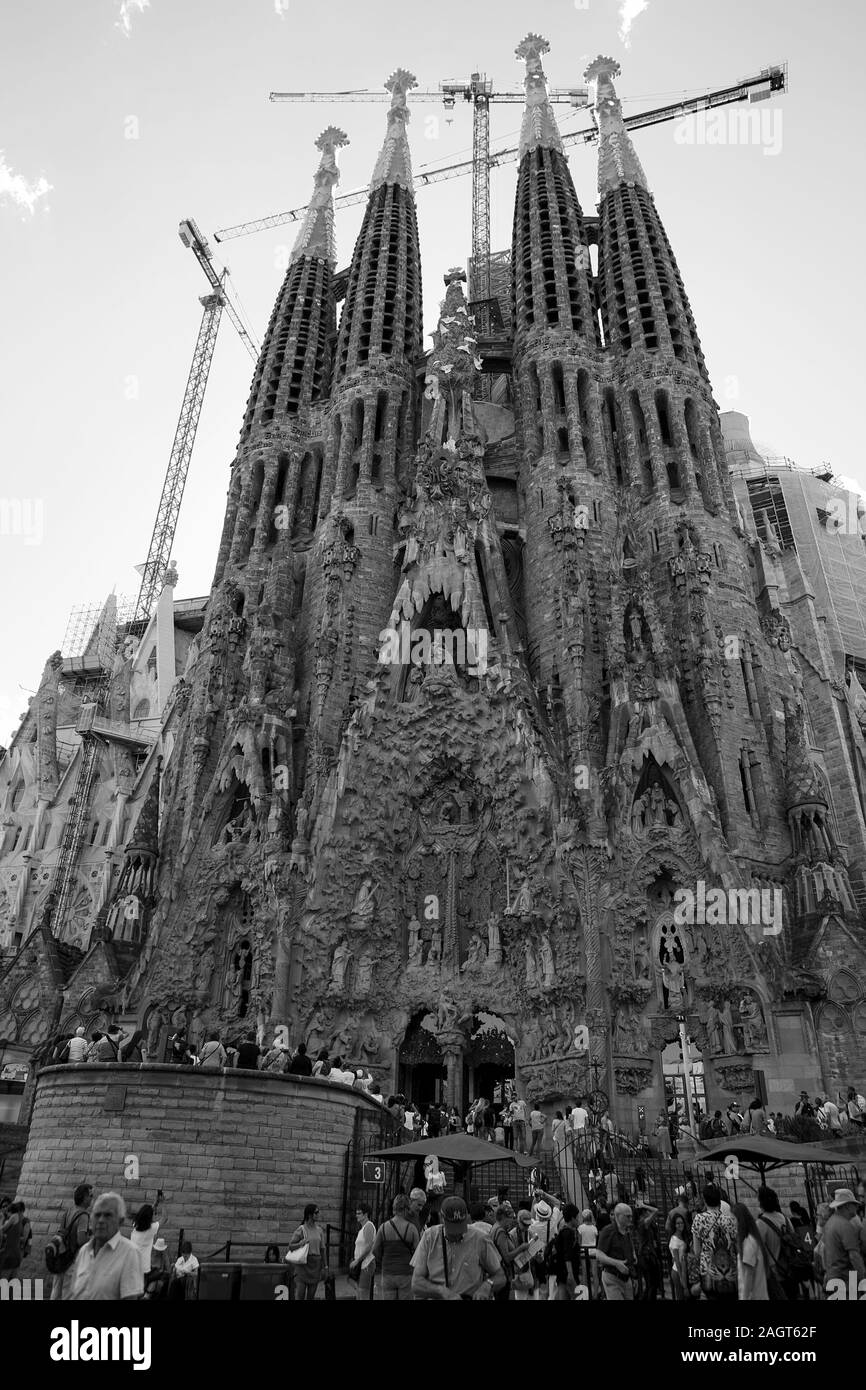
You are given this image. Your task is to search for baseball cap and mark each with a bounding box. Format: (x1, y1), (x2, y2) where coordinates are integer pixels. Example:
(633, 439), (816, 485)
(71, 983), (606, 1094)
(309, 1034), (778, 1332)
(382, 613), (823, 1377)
(440, 1197), (469, 1227)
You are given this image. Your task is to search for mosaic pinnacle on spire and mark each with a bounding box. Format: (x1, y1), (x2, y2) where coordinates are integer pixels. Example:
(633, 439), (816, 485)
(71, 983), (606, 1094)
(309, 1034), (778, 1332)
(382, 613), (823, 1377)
(290, 126), (349, 266)
(584, 55), (648, 194)
(515, 33), (563, 157)
(369, 68), (417, 193)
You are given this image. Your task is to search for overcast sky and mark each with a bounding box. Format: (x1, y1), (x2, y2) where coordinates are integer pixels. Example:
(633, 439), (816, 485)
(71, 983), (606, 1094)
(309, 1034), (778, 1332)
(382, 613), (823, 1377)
(1, 0), (864, 743)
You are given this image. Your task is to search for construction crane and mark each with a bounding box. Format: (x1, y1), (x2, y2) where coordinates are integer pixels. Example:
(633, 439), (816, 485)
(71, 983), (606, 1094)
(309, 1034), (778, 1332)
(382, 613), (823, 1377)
(44, 222), (261, 945)
(216, 64), (788, 261)
(263, 79), (589, 334)
(131, 219), (260, 629)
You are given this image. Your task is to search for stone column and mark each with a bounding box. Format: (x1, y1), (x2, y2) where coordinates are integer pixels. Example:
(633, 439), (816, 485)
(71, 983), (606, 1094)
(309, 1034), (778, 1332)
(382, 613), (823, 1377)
(438, 1029), (465, 1112)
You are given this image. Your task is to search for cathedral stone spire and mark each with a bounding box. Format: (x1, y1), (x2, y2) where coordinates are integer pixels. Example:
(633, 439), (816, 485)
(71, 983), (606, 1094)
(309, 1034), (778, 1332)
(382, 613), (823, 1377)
(239, 131), (345, 437)
(370, 68), (416, 193)
(515, 33), (563, 157)
(584, 55), (648, 194)
(290, 126), (349, 266)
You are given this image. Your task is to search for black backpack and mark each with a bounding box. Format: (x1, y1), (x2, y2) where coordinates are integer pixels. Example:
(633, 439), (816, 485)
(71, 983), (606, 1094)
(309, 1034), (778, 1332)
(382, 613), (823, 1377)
(760, 1214), (813, 1281)
(530, 1219), (554, 1282)
(45, 1209), (87, 1275)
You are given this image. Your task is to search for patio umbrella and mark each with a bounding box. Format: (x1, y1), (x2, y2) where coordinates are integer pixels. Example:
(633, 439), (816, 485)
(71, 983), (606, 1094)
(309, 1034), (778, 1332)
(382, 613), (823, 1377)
(694, 1134), (855, 1179)
(369, 1133), (537, 1168)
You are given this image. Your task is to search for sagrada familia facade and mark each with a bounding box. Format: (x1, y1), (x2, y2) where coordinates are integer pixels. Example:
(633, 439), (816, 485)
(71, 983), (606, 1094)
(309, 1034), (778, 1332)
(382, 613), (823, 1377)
(2, 38), (866, 1124)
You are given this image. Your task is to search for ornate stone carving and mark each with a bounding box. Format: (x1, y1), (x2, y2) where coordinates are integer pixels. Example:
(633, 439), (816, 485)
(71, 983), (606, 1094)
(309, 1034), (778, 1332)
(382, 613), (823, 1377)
(614, 1064), (654, 1095)
(715, 1062), (755, 1093)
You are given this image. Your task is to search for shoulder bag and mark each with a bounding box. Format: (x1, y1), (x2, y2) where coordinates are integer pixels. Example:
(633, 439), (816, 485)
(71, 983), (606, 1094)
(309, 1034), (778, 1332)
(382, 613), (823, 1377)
(285, 1228), (309, 1265)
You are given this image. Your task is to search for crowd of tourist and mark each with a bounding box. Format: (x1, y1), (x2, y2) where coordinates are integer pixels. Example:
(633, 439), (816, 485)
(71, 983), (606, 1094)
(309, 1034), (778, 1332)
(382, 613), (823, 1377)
(328, 1164), (866, 1301)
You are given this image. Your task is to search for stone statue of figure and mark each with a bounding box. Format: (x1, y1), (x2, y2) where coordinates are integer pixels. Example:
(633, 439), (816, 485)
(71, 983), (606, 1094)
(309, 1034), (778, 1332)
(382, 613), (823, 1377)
(615, 1008), (635, 1052)
(720, 998), (737, 1054)
(255, 1007), (267, 1047)
(353, 876), (376, 918)
(649, 784), (667, 826)
(738, 994), (765, 1052)
(355, 952), (374, 997)
(631, 793), (648, 834)
(510, 876), (532, 916)
(437, 992), (458, 1032)
(628, 608), (644, 649)
(634, 934), (650, 981)
(407, 916), (423, 967)
(662, 955), (685, 1009)
(704, 1000), (723, 1055)
(428, 920), (442, 965)
(539, 933), (555, 988)
(463, 932), (486, 970)
(146, 1008), (164, 1056)
(524, 938), (540, 988)
(305, 1008), (326, 1051)
(486, 914), (502, 965)
(665, 797), (682, 828)
(329, 940), (353, 993)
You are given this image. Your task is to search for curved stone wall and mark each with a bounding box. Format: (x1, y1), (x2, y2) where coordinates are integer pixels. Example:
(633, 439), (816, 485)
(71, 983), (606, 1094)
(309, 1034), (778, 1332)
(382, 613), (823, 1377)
(16, 1064), (386, 1260)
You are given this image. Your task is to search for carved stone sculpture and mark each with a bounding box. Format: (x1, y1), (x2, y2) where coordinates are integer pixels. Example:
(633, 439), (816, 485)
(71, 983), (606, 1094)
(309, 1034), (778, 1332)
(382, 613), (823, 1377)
(486, 913), (502, 966)
(539, 933), (555, 988)
(407, 915), (423, 967)
(329, 939), (353, 994)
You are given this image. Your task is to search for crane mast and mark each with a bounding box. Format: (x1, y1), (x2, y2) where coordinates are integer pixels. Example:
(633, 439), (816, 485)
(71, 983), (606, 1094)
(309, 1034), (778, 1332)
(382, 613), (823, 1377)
(46, 222), (259, 945)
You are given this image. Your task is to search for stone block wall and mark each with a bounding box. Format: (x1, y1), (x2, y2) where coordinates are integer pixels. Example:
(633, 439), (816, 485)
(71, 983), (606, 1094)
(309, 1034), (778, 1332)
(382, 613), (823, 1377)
(15, 1064), (385, 1260)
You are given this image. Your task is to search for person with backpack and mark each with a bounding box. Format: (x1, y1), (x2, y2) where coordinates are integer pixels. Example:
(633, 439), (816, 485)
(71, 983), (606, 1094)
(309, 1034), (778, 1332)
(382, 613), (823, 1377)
(690, 1183), (738, 1300)
(732, 1202), (770, 1300)
(596, 1202), (638, 1300)
(61, 1027), (89, 1064)
(551, 1203), (581, 1300)
(527, 1198), (559, 1299)
(757, 1184), (809, 1299)
(198, 1031), (227, 1069)
(95, 1027), (124, 1062)
(48, 1182), (93, 1300)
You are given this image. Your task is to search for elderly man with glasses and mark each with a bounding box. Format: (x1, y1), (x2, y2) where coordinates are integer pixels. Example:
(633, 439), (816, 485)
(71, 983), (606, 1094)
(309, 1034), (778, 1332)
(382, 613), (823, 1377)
(69, 1191), (144, 1300)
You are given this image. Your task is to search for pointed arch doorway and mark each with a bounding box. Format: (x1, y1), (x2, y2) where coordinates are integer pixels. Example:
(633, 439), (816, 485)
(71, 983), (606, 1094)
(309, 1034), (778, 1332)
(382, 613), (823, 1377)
(464, 1014), (516, 1117)
(398, 1012), (447, 1109)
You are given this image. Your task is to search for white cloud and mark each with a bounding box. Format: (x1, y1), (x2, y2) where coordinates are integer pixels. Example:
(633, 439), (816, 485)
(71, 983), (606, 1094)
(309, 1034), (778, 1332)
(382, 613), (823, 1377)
(618, 0), (649, 47)
(116, 0), (150, 37)
(0, 152), (52, 216)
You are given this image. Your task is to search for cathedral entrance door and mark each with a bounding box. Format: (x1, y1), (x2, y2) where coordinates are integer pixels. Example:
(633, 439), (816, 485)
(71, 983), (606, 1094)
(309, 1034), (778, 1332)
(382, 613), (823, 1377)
(400, 1062), (447, 1111)
(661, 1035), (706, 1127)
(464, 1017), (516, 1122)
(398, 1012), (446, 1113)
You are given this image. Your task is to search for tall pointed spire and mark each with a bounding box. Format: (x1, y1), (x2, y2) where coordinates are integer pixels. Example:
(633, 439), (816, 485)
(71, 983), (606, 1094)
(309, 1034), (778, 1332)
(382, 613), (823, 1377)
(329, 66), (422, 388)
(584, 56), (648, 194)
(370, 68), (416, 193)
(290, 126), (349, 266)
(238, 130), (346, 437)
(515, 33), (563, 156)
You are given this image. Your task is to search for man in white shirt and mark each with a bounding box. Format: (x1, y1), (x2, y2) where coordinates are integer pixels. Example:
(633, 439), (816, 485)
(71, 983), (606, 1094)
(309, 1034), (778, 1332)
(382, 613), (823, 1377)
(65, 1027), (89, 1064)
(69, 1191), (144, 1301)
(570, 1099), (590, 1139)
(171, 1241), (200, 1300)
(818, 1095), (842, 1131)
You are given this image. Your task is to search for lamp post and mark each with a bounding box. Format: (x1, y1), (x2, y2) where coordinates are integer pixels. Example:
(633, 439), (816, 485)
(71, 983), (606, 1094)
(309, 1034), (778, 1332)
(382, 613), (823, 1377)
(677, 1014), (696, 1135)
